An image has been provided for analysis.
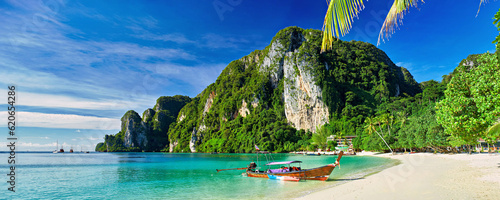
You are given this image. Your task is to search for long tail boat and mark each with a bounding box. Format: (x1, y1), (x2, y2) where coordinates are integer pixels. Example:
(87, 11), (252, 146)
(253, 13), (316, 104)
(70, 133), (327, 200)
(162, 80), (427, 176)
(246, 151), (343, 181)
(217, 151), (343, 181)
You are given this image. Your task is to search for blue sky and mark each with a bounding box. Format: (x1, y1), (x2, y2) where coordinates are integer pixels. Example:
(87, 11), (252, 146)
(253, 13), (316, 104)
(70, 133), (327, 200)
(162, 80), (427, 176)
(0, 0), (498, 151)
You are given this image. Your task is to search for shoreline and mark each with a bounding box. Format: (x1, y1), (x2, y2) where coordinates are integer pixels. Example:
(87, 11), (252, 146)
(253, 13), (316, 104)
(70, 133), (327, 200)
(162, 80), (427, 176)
(296, 152), (500, 199)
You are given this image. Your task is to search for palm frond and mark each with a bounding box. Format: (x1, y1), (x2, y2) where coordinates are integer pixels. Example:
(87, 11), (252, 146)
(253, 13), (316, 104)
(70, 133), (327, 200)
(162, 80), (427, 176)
(377, 0), (423, 46)
(487, 121), (500, 137)
(476, 0), (489, 17)
(321, 0), (365, 53)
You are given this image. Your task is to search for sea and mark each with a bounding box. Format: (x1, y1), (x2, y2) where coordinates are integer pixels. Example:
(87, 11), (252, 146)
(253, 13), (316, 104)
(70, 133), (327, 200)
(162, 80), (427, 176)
(1, 152), (397, 199)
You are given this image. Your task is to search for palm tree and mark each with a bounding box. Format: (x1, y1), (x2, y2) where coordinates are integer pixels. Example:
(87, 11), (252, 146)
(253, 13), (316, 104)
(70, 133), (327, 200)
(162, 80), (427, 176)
(486, 122), (500, 153)
(364, 116), (393, 153)
(313, 125), (330, 151)
(380, 113), (396, 136)
(321, 0), (490, 52)
(396, 111), (407, 127)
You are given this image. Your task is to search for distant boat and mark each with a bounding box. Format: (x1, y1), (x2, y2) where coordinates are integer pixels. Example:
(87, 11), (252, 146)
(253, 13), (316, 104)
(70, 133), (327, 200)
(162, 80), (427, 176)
(59, 144), (64, 153)
(69, 146), (74, 153)
(53, 140), (58, 154)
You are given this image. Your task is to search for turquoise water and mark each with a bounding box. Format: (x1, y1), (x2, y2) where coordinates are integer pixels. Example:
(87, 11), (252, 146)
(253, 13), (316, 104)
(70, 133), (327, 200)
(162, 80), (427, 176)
(2, 152), (397, 199)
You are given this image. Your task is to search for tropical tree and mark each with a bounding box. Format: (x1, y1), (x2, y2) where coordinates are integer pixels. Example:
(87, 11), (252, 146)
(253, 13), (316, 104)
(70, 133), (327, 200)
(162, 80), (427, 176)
(312, 124), (331, 151)
(494, 8), (500, 61)
(364, 116), (393, 153)
(436, 53), (500, 153)
(321, 0), (490, 52)
(485, 122), (500, 152)
(327, 140), (338, 151)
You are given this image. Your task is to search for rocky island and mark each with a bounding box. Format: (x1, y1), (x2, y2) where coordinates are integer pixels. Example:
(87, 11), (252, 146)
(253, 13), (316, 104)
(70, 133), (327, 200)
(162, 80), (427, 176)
(96, 26), (422, 153)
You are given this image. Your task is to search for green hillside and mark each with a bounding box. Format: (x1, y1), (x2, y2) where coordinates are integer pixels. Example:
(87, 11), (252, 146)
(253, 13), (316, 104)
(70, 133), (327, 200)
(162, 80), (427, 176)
(166, 27), (420, 153)
(96, 26), (499, 153)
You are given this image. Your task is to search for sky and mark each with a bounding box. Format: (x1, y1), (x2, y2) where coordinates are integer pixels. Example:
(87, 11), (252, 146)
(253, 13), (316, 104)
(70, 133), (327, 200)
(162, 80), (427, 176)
(0, 0), (498, 151)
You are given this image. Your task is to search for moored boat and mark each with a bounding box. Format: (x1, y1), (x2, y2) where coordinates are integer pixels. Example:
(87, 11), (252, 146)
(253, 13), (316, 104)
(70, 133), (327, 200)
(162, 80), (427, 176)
(217, 151), (343, 181)
(246, 157), (341, 181)
(53, 140), (58, 154)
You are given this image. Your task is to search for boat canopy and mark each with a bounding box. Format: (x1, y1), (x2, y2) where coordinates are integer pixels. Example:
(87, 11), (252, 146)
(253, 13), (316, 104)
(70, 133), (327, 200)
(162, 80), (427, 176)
(265, 161), (302, 165)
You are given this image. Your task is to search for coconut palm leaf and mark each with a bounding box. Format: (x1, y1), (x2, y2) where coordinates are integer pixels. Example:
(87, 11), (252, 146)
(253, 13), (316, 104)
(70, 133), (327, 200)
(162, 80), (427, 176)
(364, 117), (393, 153)
(377, 0), (423, 46)
(476, 0), (489, 17)
(487, 122), (500, 138)
(322, 0), (489, 49)
(321, 0), (365, 53)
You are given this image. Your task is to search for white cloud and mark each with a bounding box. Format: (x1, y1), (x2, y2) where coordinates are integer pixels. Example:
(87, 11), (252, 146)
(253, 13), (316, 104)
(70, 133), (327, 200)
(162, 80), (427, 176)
(91, 41), (195, 60)
(396, 62), (414, 71)
(0, 2), (194, 102)
(134, 32), (195, 44)
(202, 33), (250, 49)
(88, 136), (100, 141)
(21, 136), (50, 139)
(76, 136), (103, 141)
(0, 1), (239, 131)
(0, 112), (120, 130)
(0, 88), (150, 110)
(153, 63), (226, 91)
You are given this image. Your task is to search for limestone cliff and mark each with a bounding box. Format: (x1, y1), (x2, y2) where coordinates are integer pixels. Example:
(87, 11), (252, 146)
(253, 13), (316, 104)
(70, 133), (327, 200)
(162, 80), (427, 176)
(259, 30), (329, 132)
(167, 27), (422, 153)
(96, 95), (191, 152)
(121, 110), (147, 148)
(182, 91), (215, 152)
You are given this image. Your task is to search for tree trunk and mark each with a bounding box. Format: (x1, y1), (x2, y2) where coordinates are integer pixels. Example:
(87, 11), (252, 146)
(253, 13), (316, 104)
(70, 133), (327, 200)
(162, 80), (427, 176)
(374, 130), (393, 154)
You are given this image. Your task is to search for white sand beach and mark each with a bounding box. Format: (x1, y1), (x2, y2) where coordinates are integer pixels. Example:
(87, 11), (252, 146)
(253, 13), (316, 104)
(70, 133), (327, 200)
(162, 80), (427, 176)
(297, 153), (500, 200)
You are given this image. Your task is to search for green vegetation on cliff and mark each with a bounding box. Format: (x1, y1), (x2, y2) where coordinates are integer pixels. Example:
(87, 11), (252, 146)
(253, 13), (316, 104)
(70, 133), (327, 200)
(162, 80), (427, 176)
(96, 25), (500, 153)
(96, 95), (191, 152)
(353, 52), (499, 153)
(167, 27), (420, 153)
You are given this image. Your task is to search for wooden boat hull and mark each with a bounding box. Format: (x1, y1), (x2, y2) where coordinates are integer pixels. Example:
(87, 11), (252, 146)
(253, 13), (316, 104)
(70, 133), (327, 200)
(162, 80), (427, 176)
(267, 174), (300, 182)
(247, 164), (336, 181)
